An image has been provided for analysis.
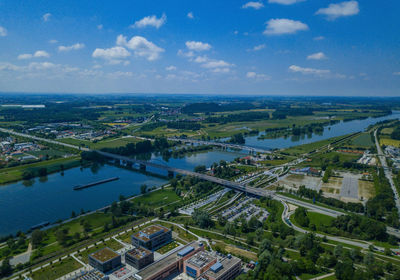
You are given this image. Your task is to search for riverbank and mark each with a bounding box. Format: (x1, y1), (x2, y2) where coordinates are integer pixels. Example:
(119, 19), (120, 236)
(0, 156), (82, 185)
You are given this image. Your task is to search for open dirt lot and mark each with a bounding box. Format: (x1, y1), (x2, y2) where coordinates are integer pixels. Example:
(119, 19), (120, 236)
(358, 179), (375, 200)
(274, 174), (322, 191)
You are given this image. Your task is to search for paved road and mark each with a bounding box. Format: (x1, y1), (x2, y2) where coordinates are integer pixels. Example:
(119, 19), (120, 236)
(374, 130), (400, 217)
(3, 128), (400, 250)
(340, 176), (359, 199)
(280, 200), (382, 251)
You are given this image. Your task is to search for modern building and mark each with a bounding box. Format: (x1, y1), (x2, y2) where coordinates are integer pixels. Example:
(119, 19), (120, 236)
(184, 251), (217, 278)
(134, 242), (204, 280)
(89, 247), (122, 273)
(204, 254), (242, 280)
(125, 247), (154, 270)
(131, 224), (172, 251)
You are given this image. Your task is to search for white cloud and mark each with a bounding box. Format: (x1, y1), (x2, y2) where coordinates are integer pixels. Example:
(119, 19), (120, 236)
(0, 26), (7, 37)
(58, 43), (85, 52)
(185, 41), (212, 51)
(92, 46), (131, 64)
(268, 0), (305, 5)
(117, 35), (164, 61)
(201, 60), (232, 69)
(49, 39), (58, 44)
(242, 2), (264, 10)
(29, 62), (56, 70)
(194, 56), (208, 63)
(18, 50), (50, 60)
(42, 13), (52, 22)
(131, 14), (166, 29)
(187, 12), (194, 19)
(307, 52), (327, 60)
(248, 44), (266, 52)
(212, 68), (231, 73)
(393, 72), (400, 76)
(166, 65), (177, 71)
(289, 65), (330, 76)
(177, 50), (195, 58)
(313, 36), (325, 41)
(316, 1), (359, 20)
(17, 54), (33, 60)
(264, 19), (309, 35)
(34, 50), (50, 58)
(97, 24), (103, 30)
(107, 71), (133, 78)
(246, 71), (270, 80)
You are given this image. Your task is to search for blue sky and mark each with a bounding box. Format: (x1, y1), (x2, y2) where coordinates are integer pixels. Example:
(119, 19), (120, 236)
(0, 0), (399, 96)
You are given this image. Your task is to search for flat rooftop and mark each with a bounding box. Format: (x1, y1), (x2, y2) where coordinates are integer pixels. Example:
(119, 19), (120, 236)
(91, 247), (119, 263)
(187, 251), (216, 269)
(205, 255), (241, 279)
(126, 247), (152, 260)
(136, 242), (202, 279)
(133, 224), (169, 242)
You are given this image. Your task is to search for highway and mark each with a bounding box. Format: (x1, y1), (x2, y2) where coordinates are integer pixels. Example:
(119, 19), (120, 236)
(3, 127), (400, 239)
(374, 129), (400, 217)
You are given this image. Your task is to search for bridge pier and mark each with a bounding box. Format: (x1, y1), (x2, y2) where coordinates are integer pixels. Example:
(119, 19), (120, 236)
(139, 164), (146, 171)
(168, 171), (174, 178)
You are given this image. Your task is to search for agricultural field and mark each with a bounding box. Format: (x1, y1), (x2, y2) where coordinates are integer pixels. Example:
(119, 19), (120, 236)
(380, 137), (400, 147)
(350, 133), (374, 148)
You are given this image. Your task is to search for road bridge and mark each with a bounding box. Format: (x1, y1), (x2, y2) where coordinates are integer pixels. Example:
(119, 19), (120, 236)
(96, 150), (271, 197)
(167, 137), (271, 154)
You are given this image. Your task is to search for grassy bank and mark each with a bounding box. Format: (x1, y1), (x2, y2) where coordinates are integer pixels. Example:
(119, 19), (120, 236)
(0, 156), (81, 185)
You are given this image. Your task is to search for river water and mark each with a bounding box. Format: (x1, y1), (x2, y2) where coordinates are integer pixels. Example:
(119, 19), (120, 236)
(0, 112), (399, 236)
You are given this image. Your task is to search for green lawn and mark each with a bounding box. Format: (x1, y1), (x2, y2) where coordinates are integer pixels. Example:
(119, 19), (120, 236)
(132, 188), (181, 208)
(29, 257), (82, 280)
(156, 241), (179, 254)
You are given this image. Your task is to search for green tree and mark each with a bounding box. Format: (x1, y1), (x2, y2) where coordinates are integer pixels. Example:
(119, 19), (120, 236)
(140, 184), (148, 194)
(31, 229), (44, 249)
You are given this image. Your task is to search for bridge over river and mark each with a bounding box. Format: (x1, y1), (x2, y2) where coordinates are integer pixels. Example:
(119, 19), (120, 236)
(167, 137), (271, 154)
(96, 150), (270, 197)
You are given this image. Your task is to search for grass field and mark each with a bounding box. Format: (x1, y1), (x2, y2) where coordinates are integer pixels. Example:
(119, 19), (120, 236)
(0, 156), (81, 184)
(132, 188), (181, 209)
(381, 127), (394, 135)
(351, 133), (374, 147)
(29, 257), (82, 280)
(307, 212), (335, 228)
(282, 134), (353, 156)
(59, 136), (139, 149)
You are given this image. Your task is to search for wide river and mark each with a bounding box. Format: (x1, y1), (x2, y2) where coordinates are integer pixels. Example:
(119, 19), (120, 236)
(0, 112), (399, 236)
